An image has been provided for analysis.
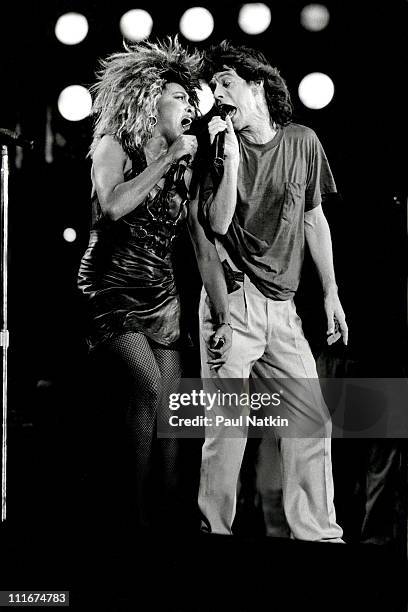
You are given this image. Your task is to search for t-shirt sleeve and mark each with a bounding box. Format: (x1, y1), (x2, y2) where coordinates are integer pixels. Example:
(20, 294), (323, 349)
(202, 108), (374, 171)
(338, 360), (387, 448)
(305, 131), (337, 211)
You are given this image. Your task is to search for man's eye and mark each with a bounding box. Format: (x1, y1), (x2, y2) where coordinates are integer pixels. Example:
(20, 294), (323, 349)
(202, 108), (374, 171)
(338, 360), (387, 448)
(222, 81), (231, 88)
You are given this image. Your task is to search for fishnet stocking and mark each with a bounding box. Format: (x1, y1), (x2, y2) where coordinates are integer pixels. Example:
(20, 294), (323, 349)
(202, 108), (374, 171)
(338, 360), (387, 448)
(105, 332), (182, 530)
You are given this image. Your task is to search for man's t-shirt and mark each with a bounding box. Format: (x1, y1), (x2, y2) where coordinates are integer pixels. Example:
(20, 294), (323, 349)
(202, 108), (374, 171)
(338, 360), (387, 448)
(201, 123), (337, 300)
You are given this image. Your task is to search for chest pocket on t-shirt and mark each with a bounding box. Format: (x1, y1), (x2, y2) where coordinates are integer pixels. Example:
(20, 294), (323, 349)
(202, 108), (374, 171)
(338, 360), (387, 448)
(281, 182), (305, 224)
(238, 181), (304, 244)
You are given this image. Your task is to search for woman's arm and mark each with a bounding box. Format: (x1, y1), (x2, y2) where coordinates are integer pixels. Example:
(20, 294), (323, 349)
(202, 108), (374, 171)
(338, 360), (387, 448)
(92, 134), (196, 222)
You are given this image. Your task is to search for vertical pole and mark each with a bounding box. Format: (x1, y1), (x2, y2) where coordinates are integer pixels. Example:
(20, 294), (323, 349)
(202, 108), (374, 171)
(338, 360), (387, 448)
(1, 144), (9, 522)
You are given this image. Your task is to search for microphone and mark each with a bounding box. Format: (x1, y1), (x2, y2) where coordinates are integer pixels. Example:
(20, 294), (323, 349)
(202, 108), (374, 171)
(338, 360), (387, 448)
(213, 104), (235, 175)
(172, 154), (192, 202)
(175, 153), (191, 185)
(0, 128), (34, 150)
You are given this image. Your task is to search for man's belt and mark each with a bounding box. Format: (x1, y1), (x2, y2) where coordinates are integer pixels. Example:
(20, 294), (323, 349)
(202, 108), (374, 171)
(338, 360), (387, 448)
(222, 260), (244, 293)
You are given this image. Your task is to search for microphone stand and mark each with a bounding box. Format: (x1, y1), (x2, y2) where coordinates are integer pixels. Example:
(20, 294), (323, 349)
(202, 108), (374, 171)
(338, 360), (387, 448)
(1, 144), (9, 522)
(1, 129), (33, 522)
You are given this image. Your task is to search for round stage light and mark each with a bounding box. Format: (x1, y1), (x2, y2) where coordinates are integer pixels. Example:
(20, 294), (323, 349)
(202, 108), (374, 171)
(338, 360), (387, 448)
(298, 72), (334, 109)
(55, 12), (89, 45)
(63, 228), (77, 243)
(197, 81), (214, 115)
(58, 85), (92, 121)
(179, 7), (214, 41)
(119, 9), (153, 41)
(238, 3), (271, 35)
(300, 4), (330, 32)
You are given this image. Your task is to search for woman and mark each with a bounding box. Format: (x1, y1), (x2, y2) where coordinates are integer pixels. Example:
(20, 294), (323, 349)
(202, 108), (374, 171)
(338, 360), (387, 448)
(78, 38), (231, 533)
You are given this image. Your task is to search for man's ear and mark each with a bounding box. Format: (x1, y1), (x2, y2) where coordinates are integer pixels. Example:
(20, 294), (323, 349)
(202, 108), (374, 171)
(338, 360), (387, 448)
(250, 79), (264, 96)
(250, 78), (264, 90)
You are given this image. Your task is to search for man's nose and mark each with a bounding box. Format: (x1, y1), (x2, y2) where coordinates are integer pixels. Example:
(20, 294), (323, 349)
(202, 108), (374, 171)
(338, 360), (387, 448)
(213, 84), (224, 100)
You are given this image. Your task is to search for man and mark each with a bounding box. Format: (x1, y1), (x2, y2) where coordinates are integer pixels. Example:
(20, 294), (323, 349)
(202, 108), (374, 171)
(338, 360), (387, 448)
(189, 41), (348, 542)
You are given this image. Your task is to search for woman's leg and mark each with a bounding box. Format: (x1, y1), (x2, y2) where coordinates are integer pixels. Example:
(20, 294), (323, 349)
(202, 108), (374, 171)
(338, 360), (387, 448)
(151, 345), (187, 531)
(104, 332), (163, 530)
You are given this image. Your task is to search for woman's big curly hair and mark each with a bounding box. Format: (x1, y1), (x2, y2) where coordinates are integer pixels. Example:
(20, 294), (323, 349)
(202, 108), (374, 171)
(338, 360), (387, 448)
(90, 37), (203, 157)
(202, 41), (292, 127)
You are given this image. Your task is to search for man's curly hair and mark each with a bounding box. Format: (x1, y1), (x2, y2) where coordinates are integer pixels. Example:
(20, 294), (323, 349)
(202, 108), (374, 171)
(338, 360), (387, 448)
(202, 40), (292, 127)
(89, 36), (203, 157)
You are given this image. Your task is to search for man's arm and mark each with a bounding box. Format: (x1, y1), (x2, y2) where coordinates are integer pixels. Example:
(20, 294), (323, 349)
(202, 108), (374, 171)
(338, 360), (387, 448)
(205, 115), (240, 235)
(188, 190), (232, 368)
(304, 205), (348, 345)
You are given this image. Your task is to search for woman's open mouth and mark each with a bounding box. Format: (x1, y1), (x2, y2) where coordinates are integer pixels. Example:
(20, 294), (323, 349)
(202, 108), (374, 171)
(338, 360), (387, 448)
(181, 117), (192, 131)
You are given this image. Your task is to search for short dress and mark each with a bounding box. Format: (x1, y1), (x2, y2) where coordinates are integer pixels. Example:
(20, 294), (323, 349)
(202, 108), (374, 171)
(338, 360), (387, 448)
(77, 150), (188, 350)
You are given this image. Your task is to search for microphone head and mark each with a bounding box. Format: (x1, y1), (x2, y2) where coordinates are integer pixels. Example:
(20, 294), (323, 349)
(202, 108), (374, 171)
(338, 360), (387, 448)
(219, 104), (236, 120)
(178, 154), (192, 167)
(201, 104), (235, 123)
(0, 127), (34, 150)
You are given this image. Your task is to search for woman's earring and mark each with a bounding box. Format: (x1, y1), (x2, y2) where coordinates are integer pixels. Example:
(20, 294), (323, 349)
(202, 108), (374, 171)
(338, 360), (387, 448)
(149, 116), (157, 127)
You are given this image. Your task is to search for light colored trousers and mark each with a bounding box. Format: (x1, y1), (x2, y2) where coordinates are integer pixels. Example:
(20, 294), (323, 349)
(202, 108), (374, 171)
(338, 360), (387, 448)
(198, 269), (343, 542)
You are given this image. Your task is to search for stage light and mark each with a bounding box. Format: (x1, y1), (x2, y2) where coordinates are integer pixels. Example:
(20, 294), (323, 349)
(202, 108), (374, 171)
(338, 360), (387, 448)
(63, 228), (77, 243)
(58, 86), (92, 121)
(119, 9), (153, 41)
(55, 12), (89, 45)
(179, 7), (214, 41)
(238, 3), (271, 35)
(197, 81), (214, 115)
(298, 72), (334, 109)
(300, 4), (330, 32)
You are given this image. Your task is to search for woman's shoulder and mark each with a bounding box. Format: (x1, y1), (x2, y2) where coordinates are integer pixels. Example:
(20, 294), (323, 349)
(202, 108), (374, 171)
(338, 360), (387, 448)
(92, 135), (133, 175)
(93, 134), (127, 161)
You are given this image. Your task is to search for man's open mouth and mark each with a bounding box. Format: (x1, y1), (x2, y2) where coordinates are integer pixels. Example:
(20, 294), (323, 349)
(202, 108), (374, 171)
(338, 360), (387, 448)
(218, 104), (237, 119)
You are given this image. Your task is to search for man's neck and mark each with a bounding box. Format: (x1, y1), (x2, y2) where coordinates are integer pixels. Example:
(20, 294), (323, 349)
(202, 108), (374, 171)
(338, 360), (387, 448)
(239, 115), (277, 144)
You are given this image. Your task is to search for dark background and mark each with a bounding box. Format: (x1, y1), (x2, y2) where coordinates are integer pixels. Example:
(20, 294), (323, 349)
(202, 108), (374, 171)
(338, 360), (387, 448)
(0, 1), (407, 609)
(1, 0), (407, 384)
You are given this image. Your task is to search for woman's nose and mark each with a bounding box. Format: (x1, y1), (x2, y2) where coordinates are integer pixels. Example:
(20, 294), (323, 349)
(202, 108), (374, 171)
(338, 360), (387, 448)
(186, 104), (196, 117)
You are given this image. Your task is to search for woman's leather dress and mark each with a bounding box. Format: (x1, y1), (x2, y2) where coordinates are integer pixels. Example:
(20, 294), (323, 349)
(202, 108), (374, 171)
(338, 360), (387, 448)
(78, 151), (188, 350)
